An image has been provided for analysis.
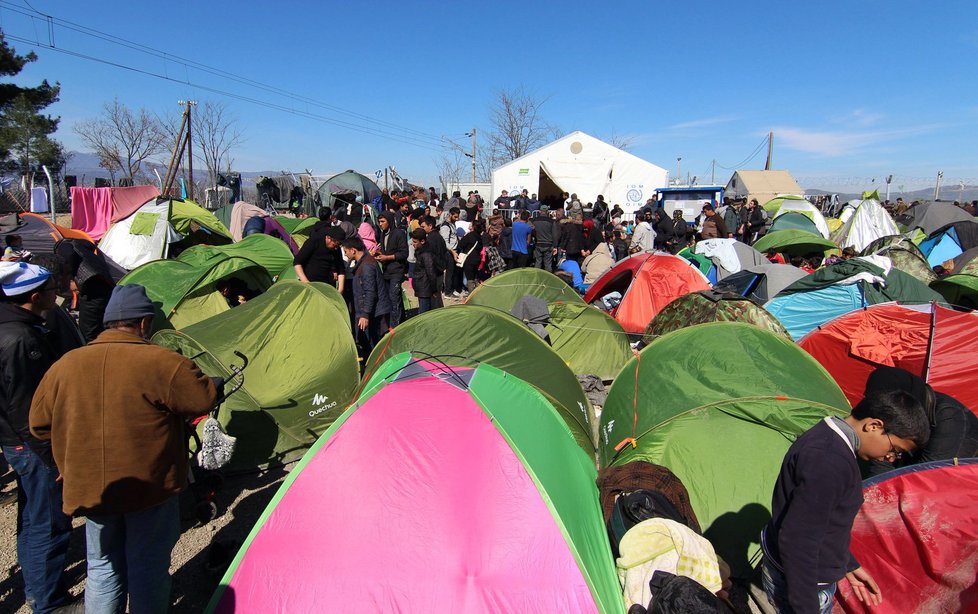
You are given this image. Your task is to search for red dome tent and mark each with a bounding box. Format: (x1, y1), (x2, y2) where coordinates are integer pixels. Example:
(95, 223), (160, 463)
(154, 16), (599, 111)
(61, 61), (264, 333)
(835, 459), (978, 614)
(798, 303), (978, 415)
(583, 252), (711, 334)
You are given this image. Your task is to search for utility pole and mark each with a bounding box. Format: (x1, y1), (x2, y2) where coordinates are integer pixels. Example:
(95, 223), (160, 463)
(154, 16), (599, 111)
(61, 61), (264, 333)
(470, 128), (477, 183)
(711, 159), (716, 185)
(676, 157), (682, 185)
(934, 171), (944, 200)
(164, 100), (196, 198)
(764, 131), (773, 170)
(885, 175), (893, 202)
(185, 100), (194, 200)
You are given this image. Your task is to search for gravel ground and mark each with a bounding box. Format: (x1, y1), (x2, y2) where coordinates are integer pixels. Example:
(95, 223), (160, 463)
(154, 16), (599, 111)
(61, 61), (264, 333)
(0, 463), (294, 614)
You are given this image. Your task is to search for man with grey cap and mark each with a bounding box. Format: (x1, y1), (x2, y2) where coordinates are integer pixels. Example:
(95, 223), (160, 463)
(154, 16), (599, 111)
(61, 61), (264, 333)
(0, 261), (75, 613)
(31, 284), (218, 613)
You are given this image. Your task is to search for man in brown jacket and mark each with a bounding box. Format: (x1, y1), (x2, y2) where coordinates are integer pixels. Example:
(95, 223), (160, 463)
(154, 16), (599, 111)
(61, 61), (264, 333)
(30, 284), (218, 614)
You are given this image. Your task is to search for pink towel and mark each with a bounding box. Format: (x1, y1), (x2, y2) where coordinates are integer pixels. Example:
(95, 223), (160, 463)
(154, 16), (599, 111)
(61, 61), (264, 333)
(70, 187), (114, 240)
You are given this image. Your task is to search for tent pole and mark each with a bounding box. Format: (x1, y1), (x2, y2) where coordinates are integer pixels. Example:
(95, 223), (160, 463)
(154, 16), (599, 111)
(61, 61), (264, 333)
(922, 301), (937, 382)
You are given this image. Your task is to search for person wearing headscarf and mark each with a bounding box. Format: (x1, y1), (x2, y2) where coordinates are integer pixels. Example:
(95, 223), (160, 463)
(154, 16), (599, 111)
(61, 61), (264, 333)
(671, 209), (689, 253)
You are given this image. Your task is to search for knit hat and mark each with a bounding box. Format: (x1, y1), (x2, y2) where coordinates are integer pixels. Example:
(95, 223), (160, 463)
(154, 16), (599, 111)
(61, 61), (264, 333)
(0, 261), (51, 296)
(102, 284), (156, 325)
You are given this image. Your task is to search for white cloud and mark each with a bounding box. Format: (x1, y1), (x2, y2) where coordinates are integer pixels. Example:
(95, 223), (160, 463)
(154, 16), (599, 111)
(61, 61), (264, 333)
(773, 124), (945, 157)
(667, 116), (736, 131)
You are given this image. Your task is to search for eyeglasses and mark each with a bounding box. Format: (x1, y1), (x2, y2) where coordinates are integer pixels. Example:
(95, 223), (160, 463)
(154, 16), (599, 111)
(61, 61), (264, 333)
(884, 432), (905, 461)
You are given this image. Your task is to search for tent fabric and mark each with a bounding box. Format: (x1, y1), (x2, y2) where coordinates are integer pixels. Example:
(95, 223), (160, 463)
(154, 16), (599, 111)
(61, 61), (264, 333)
(546, 301), (631, 381)
(831, 199), (899, 252)
(315, 171), (382, 217)
(70, 185), (160, 240)
(120, 251), (273, 330)
(169, 199), (232, 240)
(760, 193), (809, 216)
(931, 273), (978, 309)
(208, 356), (622, 613)
(765, 283), (867, 340)
(724, 171), (802, 209)
(583, 252), (712, 334)
(642, 290), (789, 342)
(362, 305), (595, 453)
(178, 234), (297, 280)
(752, 229), (837, 256)
(226, 202), (268, 242)
(713, 263), (809, 303)
(154, 281), (358, 470)
(465, 267), (586, 310)
(491, 131), (667, 216)
(599, 323), (850, 577)
(799, 303), (978, 414)
(694, 239), (766, 280)
(0, 212), (95, 257)
(98, 199), (175, 269)
(920, 228), (962, 266)
(770, 198), (830, 238)
(835, 459), (978, 614)
(897, 201), (977, 236)
(260, 217), (299, 255)
(768, 211), (820, 236)
(866, 239), (937, 284)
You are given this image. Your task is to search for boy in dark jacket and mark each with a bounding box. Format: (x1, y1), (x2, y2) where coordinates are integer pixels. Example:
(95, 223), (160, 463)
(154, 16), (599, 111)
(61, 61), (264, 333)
(409, 229), (443, 314)
(342, 238), (392, 354)
(761, 390), (930, 614)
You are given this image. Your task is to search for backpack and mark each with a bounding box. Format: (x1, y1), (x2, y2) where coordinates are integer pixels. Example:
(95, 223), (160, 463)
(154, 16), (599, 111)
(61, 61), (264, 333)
(483, 246), (505, 275)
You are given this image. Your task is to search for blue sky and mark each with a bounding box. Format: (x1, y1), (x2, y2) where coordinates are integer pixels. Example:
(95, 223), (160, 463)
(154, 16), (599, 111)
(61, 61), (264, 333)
(3, 0), (977, 193)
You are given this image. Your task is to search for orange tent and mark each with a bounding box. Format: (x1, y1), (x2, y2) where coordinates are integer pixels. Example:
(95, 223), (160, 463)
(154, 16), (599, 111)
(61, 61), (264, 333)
(583, 252), (711, 333)
(0, 212), (94, 254)
(799, 303), (978, 415)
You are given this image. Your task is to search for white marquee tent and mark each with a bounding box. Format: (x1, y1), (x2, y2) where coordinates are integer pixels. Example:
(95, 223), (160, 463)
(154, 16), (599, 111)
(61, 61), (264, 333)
(491, 131), (668, 214)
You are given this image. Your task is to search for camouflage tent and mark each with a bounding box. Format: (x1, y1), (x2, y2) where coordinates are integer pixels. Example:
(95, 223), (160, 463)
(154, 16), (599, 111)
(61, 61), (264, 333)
(864, 236), (937, 284)
(642, 290), (789, 343)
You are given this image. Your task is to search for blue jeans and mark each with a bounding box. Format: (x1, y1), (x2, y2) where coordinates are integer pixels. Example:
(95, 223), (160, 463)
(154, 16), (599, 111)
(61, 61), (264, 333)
(418, 296), (432, 314)
(2, 445), (72, 614)
(762, 558), (836, 614)
(85, 496), (180, 614)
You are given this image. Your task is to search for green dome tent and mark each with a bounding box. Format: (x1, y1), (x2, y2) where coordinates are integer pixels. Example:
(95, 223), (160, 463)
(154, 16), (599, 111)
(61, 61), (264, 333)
(363, 305), (595, 452)
(752, 228), (837, 257)
(761, 193), (808, 216)
(599, 322), (850, 577)
(768, 212), (820, 236)
(154, 281), (358, 471)
(179, 233), (298, 280)
(642, 290), (789, 343)
(547, 301), (631, 381)
(120, 251), (273, 330)
(464, 268), (586, 309)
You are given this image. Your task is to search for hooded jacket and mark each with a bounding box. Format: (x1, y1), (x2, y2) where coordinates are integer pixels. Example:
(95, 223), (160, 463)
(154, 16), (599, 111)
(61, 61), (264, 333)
(582, 242), (615, 284)
(377, 212), (409, 281)
(0, 302), (59, 461)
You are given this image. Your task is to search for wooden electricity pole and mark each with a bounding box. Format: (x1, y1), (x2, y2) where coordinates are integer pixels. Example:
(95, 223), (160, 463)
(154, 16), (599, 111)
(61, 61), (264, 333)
(764, 131), (774, 170)
(162, 100), (197, 198)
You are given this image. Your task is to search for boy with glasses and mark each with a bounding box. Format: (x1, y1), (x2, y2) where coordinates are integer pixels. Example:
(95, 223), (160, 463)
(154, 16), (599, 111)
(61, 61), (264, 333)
(761, 390), (930, 613)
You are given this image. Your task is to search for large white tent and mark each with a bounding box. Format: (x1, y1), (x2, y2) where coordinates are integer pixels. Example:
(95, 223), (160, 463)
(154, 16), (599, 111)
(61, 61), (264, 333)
(491, 131), (668, 214)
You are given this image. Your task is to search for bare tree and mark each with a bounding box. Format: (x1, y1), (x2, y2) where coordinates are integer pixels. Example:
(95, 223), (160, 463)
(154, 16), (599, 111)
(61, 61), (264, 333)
(74, 99), (167, 182)
(484, 86), (559, 171)
(606, 130), (637, 151)
(435, 149), (467, 192)
(190, 101), (243, 190)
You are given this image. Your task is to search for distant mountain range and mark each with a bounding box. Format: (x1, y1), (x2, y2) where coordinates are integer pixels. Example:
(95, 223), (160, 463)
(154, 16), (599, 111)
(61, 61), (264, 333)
(804, 186), (978, 203)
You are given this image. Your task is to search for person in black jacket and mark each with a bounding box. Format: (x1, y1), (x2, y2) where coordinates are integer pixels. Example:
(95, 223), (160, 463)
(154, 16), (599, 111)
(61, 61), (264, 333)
(409, 229), (443, 314)
(862, 365), (978, 475)
(294, 226), (346, 290)
(761, 391), (929, 614)
(457, 219), (486, 294)
(531, 207), (560, 271)
(652, 209), (674, 251)
(371, 212), (408, 327)
(558, 214), (585, 264)
(0, 262), (73, 612)
(419, 216), (448, 298)
(343, 238), (392, 355)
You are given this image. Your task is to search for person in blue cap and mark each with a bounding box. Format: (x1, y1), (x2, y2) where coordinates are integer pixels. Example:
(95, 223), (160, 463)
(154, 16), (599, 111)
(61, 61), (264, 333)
(0, 261), (76, 613)
(31, 284), (219, 613)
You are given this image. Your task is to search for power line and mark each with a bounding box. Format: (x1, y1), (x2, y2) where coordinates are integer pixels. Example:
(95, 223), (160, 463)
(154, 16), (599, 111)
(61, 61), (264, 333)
(0, 1), (465, 151)
(716, 136), (769, 171)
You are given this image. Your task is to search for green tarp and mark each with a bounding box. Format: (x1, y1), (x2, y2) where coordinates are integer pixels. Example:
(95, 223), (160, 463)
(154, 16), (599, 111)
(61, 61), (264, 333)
(600, 322), (850, 577)
(364, 305), (595, 452)
(154, 281), (358, 470)
(778, 258), (945, 305)
(170, 199), (232, 239)
(465, 268), (586, 309)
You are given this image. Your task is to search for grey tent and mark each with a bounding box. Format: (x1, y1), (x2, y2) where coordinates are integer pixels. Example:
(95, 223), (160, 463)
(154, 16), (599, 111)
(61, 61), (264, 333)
(898, 201), (977, 236)
(315, 171), (382, 216)
(695, 239), (768, 281)
(510, 295), (551, 341)
(714, 263), (809, 303)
